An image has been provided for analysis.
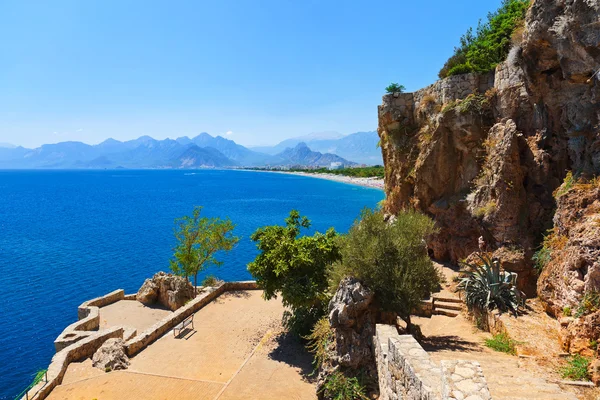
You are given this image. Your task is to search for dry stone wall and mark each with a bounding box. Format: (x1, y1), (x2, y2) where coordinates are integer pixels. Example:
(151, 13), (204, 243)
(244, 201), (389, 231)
(374, 324), (492, 400)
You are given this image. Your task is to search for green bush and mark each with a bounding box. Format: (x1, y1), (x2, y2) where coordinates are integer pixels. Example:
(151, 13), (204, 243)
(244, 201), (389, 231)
(201, 275), (223, 287)
(560, 355), (591, 381)
(331, 209), (440, 329)
(485, 332), (517, 354)
(575, 291), (600, 318)
(385, 83), (406, 94)
(459, 255), (524, 316)
(438, 0), (530, 78)
(288, 166), (385, 179)
(247, 210), (340, 336)
(320, 371), (368, 400)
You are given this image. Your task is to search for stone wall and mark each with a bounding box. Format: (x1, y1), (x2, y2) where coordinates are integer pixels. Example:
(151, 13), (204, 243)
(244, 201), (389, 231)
(374, 324), (492, 400)
(24, 327), (124, 400)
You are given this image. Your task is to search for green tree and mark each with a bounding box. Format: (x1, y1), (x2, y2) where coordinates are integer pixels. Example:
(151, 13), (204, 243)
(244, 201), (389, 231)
(247, 210), (340, 335)
(385, 83), (406, 93)
(331, 209), (440, 331)
(170, 206), (239, 294)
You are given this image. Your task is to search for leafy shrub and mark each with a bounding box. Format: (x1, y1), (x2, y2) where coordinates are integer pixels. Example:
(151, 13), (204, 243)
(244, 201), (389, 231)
(563, 306), (572, 317)
(575, 291), (600, 318)
(385, 83), (406, 94)
(331, 209), (440, 329)
(305, 317), (332, 369)
(320, 371), (368, 400)
(485, 332), (517, 354)
(533, 228), (568, 274)
(532, 246), (551, 275)
(247, 210), (340, 335)
(459, 255), (524, 316)
(472, 200), (497, 218)
(438, 0), (530, 78)
(456, 93), (491, 114)
(560, 355), (591, 381)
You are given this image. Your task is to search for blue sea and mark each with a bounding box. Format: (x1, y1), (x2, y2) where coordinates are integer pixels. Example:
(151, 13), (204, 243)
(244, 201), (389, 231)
(0, 169), (383, 399)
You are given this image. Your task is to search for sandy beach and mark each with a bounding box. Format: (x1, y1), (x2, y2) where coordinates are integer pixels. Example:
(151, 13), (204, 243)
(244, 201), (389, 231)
(285, 171), (385, 190)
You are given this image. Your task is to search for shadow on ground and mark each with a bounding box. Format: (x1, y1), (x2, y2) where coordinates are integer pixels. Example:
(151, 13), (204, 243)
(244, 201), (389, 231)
(421, 335), (483, 353)
(267, 331), (316, 382)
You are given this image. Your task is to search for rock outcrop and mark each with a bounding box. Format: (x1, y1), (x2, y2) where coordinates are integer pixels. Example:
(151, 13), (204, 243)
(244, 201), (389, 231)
(92, 338), (129, 371)
(378, 0), (599, 299)
(136, 272), (195, 311)
(317, 277), (377, 398)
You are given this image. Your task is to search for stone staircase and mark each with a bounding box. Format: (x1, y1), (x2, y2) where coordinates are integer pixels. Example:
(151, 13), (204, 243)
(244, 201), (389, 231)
(432, 295), (463, 318)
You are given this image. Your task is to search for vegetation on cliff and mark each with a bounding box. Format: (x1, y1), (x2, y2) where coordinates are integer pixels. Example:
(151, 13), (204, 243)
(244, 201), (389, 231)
(438, 0), (529, 78)
(288, 166), (384, 178)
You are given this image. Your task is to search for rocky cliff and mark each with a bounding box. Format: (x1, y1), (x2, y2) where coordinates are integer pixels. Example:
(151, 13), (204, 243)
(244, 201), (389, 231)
(378, 0), (599, 299)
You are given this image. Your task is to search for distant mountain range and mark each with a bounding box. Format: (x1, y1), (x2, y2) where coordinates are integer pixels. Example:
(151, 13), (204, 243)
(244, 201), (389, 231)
(0, 132), (376, 169)
(251, 131), (382, 165)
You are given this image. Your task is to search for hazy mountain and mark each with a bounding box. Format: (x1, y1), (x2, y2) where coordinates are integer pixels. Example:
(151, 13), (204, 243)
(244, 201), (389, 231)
(174, 145), (237, 168)
(252, 131), (382, 165)
(0, 142), (16, 148)
(275, 143), (354, 167)
(187, 133), (279, 166)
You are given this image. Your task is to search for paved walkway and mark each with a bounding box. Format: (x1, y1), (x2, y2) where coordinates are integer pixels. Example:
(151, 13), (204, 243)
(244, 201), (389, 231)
(48, 291), (316, 400)
(99, 299), (171, 333)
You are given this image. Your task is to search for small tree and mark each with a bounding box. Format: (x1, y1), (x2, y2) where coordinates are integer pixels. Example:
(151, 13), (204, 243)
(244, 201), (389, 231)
(331, 208), (440, 331)
(247, 210), (340, 335)
(170, 206), (239, 294)
(385, 83), (406, 94)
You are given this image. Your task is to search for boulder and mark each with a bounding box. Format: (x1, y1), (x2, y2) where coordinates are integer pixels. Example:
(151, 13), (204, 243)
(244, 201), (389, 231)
(92, 338), (129, 372)
(136, 272), (194, 311)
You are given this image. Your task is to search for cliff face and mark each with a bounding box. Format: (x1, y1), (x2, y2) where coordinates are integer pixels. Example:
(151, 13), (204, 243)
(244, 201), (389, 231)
(378, 0), (600, 298)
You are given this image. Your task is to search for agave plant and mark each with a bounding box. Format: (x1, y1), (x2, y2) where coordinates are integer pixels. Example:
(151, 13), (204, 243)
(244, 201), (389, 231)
(458, 254), (524, 316)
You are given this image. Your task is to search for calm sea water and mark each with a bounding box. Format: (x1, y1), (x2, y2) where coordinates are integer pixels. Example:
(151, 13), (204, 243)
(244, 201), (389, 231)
(0, 169), (383, 399)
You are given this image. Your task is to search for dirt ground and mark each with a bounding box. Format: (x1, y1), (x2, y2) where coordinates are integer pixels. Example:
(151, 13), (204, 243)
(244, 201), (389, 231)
(48, 290), (316, 400)
(99, 299), (171, 333)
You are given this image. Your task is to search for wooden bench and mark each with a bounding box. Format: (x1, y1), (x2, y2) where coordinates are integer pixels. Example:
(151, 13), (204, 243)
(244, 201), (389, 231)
(173, 314), (194, 337)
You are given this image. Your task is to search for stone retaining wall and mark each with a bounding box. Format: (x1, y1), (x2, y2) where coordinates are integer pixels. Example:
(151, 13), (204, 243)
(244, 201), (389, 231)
(24, 327), (123, 400)
(374, 324), (492, 400)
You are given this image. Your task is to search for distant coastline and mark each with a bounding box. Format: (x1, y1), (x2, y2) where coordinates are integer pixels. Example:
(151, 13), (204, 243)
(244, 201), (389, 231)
(247, 169), (385, 190)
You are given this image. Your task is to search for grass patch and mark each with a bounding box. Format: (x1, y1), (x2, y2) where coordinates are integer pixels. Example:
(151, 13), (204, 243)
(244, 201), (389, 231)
(473, 200), (497, 218)
(575, 291), (600, 318)
(201, 275), (223, 287)
(554, 171), (575, 199)
(485, 332), (517, 355)
(559, 355), (591, 381)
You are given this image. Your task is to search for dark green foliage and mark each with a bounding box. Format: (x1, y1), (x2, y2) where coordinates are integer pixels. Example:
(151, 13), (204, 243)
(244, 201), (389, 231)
(459, 255), (524, 316)
(532, 246), (551, 275)
(332, 209), (440, 327)
(170, 206), (239, 292)
(287, 166), (385, 179)
(438, 0), (529, 78)
(485, 333), (517, 354)
(385, 83), (406, 94)
(560, 355), (591, 381)
(247, 210), (340, 335)
(320, 371), (368, 400)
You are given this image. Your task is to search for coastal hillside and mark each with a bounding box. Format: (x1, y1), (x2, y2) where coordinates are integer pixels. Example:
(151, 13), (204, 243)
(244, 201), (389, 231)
(274, 142), (355, 167)
(378, 0), (599, 349)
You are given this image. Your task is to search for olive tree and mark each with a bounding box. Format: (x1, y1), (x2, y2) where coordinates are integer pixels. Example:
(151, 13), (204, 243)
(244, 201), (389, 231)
(247, 210), (340, 335)
(170, 206), (239, 294)
(331, 208), (440, 331)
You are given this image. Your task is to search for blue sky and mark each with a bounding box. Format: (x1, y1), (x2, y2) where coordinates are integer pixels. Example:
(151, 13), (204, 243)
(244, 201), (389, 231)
(0, 0), (503, 148)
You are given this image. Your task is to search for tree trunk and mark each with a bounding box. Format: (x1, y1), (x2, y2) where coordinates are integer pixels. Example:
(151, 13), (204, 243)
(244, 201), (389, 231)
(194, 274), (198, 296)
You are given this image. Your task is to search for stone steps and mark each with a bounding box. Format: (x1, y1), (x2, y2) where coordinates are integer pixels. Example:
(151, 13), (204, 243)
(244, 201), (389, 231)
(433, 309), (459, 317)
(432, 296), (463, 304)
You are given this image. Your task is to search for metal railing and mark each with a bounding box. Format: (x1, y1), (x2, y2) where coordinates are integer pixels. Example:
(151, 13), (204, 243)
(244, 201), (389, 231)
(13, 369), (48, 400)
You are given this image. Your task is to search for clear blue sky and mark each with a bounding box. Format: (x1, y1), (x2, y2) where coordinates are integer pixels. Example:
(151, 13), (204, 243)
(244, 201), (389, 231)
(0, 0), (503, 148)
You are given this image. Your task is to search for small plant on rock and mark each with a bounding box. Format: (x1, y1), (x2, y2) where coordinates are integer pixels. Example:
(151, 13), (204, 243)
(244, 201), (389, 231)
(458, 254), (524, 316)
(560, 355), (591, 381)
(575, 291), (600, 318)
(385, 83), (406, 94)
(201, 275), (223, 287)
(320, 371), (368, 400)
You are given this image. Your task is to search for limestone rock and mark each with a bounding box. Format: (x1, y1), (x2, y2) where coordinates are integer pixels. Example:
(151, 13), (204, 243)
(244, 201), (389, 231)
(316, 277), (377, 399)
(136, 272), (194, 311)
(92, 338), (129, 371)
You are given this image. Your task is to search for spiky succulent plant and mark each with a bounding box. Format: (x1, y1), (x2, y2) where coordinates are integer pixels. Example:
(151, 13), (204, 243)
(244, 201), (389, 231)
(458, 254), (524, 316)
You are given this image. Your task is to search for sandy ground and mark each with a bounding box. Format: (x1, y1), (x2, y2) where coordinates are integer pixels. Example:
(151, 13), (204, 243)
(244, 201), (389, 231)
(285, 171), (385, 189)
(99, 299), (171, 333)
(49, 290), (316, 400)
